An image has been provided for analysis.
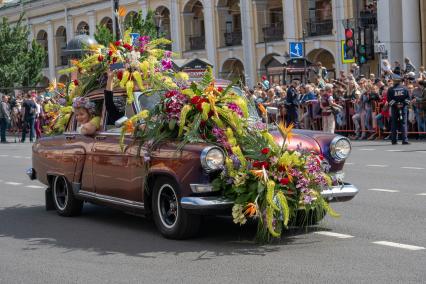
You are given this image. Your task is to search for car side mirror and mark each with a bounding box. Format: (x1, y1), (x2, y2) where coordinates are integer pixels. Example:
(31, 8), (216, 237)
(115, 116), (129, 128)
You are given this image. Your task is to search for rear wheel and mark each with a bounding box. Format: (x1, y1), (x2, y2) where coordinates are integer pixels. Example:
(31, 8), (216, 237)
(152, 177), (200, 239)
(52, 176), (83, 217)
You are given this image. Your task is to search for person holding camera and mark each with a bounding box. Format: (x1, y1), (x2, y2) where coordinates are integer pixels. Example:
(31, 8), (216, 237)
(387, 74), (410, 145)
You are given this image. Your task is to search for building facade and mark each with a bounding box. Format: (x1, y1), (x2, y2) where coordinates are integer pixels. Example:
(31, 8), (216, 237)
(1, 0), (422, 87)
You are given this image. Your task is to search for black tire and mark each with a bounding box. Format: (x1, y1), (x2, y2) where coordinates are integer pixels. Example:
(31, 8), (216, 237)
(152, 177), (200, 239)
(52, 176), (83, 217)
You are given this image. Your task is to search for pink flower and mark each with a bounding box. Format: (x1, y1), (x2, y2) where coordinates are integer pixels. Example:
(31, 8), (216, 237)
(161, 59), (172, 70)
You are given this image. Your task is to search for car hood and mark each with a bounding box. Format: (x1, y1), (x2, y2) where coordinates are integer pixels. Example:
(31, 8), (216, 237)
(270, 129), (346, 172)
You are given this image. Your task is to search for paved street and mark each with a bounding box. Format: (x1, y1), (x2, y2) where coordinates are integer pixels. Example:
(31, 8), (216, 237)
(0, 140), (426, 283)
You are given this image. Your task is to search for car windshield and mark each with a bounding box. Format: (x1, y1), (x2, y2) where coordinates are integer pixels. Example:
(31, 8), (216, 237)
(134, 87), (261, 121)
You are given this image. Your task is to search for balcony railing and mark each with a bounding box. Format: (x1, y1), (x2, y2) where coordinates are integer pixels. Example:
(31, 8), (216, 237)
(224, 31), (242, 46)
(262, 23), (284, 42)
(359, 11), (377, 29)
(306, 19), (333, 37)
(188, 35), (205, 51)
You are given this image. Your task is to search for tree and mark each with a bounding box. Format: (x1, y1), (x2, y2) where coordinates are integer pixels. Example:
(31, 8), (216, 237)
(94, 9), (164, 47)
(0, 14), (46, 93)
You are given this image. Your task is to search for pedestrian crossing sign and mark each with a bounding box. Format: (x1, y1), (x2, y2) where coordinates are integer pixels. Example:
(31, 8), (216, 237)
(289, 42), (304, 59)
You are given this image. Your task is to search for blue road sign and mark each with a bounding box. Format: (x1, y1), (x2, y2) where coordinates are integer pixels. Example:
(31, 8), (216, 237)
(289, 42), (304, 58)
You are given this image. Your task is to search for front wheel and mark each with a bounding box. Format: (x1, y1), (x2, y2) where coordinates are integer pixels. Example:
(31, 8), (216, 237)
(152, 177), (200, 239)
(52, 176), (83, 217)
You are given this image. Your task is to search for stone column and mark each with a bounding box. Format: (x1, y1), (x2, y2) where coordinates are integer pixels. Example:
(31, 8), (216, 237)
(377, 0), (403, 64)
(283, 0), (296, 42)
(203, 1), (217, 72)
(240, 0), (256, 87)
(87, 11), (96, 37)
(402, 0), (421, 68)
(46, 21), (56, 81)
(170, 0), (182, 55)
(332, 0), (344, 74)
(66, 15), (74, 40)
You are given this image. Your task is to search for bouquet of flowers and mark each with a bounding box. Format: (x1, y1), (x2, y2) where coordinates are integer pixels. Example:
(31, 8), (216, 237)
(125, 68), (339, 242)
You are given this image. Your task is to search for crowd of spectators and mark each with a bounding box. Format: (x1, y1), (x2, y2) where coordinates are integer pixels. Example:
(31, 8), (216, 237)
(0, 91), (56, 143)
(1, 57), (426, 143)
(246, 58), (426, 140)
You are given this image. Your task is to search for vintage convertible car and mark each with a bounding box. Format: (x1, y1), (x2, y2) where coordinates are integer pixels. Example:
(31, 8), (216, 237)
(27, 86), (358, 239)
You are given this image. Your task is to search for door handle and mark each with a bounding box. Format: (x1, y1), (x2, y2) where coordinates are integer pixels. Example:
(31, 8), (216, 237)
(95, 135), (107, 141)
(65, 135), (75, 141)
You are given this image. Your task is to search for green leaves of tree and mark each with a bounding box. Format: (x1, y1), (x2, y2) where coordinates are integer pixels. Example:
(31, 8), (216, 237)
(0, 14), (45, 92)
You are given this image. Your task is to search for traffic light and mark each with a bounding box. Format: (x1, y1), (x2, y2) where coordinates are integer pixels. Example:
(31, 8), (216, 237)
(344, 28), (355, 60)
(358, 44), (367, 64)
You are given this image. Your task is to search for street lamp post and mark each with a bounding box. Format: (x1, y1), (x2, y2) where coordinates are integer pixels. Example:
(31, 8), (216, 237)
(154, 12), (162, 38)
(113, 0), (120, 39)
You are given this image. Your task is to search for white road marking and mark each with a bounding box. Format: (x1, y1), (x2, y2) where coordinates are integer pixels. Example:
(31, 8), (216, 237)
(12, 156), (22, 158)
(368, 188), (399, 193)
(359, 148), (376, 151)
(314, 231), (354, 239)
(373, 241), (425, 251)
(345, 162), (355, 165)
(401, 167), (425, 170)
(25, 157), (31, 159)
(386, 149), (403, 152)
(416, 193), (426, 196)
(0, 154), (8, 157)
(367, 164), (389, 168)
(5, 182), (22, 186)
(25, 185), (44, 189)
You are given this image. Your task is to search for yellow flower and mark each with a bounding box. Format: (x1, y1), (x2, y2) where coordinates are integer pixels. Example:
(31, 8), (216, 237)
(109, 43), (118, 55)
(175, 72), (189, 81)
(278, 122), (294, 143)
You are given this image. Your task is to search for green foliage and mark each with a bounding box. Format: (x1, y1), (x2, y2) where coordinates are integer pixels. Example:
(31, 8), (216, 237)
(124, 10), (164, 39)
(0, 14), (45, 92)
(94, 24), (115, 47)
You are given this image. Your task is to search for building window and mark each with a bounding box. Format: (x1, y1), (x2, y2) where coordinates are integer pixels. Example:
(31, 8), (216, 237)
(305, 0), (333, 37)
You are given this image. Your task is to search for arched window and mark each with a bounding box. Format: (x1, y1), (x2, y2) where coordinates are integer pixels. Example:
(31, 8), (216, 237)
(36, 30), (49, 68)
(55, 26), (67, 66)
(183, 0), (205, 51)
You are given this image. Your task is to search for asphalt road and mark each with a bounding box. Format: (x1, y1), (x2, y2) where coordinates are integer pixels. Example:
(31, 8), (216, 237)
(0, 140), (426, 283)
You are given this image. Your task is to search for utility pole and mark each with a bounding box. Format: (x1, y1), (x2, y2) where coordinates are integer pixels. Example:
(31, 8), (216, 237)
(111, 0), (120, 40)
(303, 29), (307, 83)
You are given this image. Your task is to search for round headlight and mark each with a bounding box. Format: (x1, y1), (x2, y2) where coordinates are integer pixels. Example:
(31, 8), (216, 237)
(330, 137), (351, 162)
(200, 147), (225, 172)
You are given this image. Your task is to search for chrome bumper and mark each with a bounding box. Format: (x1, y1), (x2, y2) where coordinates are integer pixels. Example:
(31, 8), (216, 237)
(321, 183), (359, 202)
(181, 183), (358, 211)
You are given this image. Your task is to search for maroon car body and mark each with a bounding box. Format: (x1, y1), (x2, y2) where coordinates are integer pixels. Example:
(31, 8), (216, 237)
(27, 87), (358, 238)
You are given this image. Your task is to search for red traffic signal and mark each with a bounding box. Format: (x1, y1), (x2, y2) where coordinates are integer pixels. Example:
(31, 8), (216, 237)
(345, 28), (354, 39)
(344, 28), (355, 60)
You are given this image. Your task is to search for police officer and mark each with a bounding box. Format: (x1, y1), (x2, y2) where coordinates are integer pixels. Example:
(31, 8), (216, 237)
(285, 79), (300, 127)
(387, 74), (410, 145)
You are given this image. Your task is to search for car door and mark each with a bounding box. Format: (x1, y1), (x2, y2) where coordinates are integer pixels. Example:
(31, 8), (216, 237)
(91, 94), (146, 203)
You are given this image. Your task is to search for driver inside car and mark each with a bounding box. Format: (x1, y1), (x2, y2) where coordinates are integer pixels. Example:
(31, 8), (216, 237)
(72, 97), (101, 135)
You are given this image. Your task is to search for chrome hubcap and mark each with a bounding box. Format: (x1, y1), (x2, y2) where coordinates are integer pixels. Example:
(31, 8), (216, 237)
(158, 184), (178, 229)
(53, 176), (68, 211)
